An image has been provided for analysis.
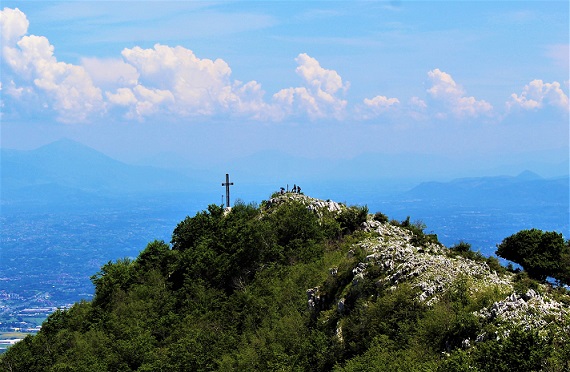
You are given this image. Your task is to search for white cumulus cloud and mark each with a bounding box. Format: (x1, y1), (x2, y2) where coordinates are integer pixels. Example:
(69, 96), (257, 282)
(356, 94), (400, 120)
(507, 79), (569, 113)
(119, 44), (232, 117)
(364, 95), (400, 109)
(110, 43), (278, 120)
(426, 68), (493, 119)
(224, 80), (276, 120)
(107, 85), (174, 119)
(364, 95), (400, 111)
(273, 53), (349, 120)
(81, 57), (139, 91)
(106, 87), (137, 106)
(1, 7), (103, 123)
(0, 7), (28, 46)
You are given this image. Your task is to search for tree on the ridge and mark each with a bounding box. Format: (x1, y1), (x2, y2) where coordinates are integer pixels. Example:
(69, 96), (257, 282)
(557, 244), (570, 286)
(496, 229), (569, 283)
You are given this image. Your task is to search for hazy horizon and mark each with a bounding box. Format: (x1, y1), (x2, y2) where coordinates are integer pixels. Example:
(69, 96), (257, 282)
(2, 137), (568, 186)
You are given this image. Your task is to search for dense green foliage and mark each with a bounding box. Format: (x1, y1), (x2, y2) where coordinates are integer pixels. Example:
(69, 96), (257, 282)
(496, 228), (570, 284)
(2, 197), (568, 371)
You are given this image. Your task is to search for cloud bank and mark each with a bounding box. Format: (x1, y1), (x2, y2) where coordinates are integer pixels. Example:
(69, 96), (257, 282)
(507, 80), (569, 113)
(1, 7), (568, 124)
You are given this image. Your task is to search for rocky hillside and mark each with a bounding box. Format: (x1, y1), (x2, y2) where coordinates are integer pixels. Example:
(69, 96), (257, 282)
(315, 212), (568, 346)
(2, 194), (569, 371)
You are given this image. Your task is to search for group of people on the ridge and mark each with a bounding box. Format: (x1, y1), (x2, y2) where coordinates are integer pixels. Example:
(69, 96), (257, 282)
(279, 184), (302, 195)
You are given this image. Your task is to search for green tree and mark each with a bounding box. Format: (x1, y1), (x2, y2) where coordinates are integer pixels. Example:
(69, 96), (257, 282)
(266, 200), (324, 263)
(90, 257), (134, 309)
(170, 201), (270, 292)
(337, 205), (368, 234)
(557, 246), (570, 286)
(496, 229), (568, 282)
(473, 327), (552, 372)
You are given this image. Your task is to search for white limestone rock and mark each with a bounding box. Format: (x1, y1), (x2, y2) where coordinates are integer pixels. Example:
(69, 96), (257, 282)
(475, 289), (569, 335)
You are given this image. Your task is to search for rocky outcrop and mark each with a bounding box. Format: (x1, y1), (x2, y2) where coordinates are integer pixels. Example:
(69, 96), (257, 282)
(306, 287), (322, 311)
(476, 289), (569, 335)
(264, 193), (344, 216)
(277, 195), (569, 347)
(356, 219), (512, 305)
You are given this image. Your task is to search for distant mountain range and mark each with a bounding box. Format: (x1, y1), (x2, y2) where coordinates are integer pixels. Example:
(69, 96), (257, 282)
(404, 170), (568, 207)
(1, 139), (568, 214)
(1, 139), (197, 210)
(138, 146), (569, 186)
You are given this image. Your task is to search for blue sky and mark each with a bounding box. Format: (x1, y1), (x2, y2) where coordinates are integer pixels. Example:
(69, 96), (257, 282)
(1, 1), (568, 179)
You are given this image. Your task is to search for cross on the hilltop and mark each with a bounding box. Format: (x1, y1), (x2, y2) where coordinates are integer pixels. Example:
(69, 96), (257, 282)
(222, 173), (234, 208)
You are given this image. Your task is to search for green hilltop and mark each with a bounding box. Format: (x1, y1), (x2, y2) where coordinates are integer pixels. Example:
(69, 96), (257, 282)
(2, 193), (569, 371)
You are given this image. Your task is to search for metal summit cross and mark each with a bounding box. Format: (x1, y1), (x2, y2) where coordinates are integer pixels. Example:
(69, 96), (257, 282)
(222, 173), (234, 208)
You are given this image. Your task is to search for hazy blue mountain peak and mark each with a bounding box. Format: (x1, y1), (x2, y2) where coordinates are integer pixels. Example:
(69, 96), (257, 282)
(33, 138), (116, 163)
(516, 170), (542, 181)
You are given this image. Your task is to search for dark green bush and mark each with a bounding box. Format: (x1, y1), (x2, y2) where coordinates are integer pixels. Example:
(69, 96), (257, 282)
(373, 211), (389, 224)
(449, 241), (486, 262)
(512, 271), (540, 295)
(337, 205), (369, 234)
